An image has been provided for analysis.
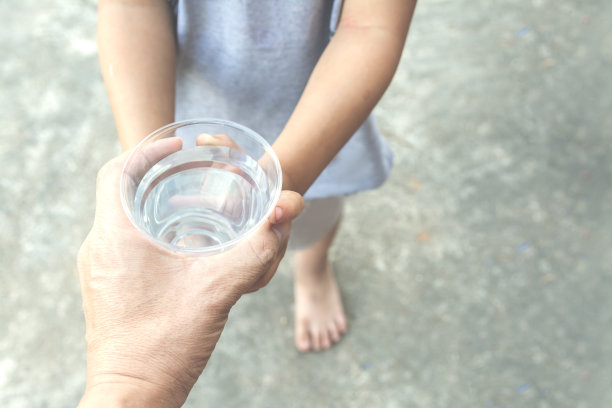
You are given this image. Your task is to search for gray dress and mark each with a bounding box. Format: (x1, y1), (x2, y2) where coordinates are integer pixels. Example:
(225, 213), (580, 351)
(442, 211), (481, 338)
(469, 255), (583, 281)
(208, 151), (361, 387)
(174, 0), (393, 199)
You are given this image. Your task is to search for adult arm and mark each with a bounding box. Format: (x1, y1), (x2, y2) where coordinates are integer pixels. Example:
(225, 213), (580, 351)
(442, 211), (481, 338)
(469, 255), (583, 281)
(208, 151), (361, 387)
(97, 0), (176, 150)
(274, 0), (417, 194)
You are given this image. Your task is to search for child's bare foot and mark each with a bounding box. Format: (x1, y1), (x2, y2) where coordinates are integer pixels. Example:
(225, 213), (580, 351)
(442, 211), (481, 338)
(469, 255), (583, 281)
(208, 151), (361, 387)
(294, 260), (347, 352)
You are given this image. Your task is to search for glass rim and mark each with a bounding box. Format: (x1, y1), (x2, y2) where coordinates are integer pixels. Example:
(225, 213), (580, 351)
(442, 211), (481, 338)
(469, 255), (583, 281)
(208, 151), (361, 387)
(119, 118), (283, 256)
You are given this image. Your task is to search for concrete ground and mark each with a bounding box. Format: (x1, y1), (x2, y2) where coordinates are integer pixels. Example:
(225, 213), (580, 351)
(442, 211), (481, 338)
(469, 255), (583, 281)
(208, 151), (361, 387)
(1, 0), (611, 407)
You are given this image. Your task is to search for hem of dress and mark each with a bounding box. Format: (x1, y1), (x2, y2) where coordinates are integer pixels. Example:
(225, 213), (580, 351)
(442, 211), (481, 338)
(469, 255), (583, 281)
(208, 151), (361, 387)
(302, 172), (392, 200)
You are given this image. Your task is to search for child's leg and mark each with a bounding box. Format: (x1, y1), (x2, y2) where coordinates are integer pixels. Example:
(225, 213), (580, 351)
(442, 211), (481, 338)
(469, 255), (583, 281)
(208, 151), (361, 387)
(289, 197), (347, 352)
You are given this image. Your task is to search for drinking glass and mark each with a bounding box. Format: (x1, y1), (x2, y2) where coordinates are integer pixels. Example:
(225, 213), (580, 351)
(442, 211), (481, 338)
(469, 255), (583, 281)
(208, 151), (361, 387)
(120, 119), (282, 256)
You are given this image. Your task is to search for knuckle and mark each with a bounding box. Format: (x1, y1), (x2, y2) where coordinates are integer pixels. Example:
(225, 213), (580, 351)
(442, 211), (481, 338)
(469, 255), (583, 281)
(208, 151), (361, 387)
(76, 245), (85, 270)
(258, 243), (277, 267)
(95, 166), (106, 187)
(248, 236), (278, 268)
(95, 158), (121, 186)
(76, 236), (91, 277)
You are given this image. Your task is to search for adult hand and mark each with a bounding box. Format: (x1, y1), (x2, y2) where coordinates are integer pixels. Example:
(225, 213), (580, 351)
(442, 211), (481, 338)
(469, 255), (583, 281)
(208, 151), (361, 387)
(77, 143), (303, 407)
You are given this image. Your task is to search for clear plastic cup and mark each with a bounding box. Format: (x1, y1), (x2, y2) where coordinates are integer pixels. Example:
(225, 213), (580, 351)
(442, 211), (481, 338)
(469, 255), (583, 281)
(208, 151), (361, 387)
(120, 119), (282, 256)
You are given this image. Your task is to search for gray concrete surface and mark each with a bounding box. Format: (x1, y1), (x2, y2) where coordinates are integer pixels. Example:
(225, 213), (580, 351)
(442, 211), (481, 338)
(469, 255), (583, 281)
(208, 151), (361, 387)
(1, 0), (611, 407)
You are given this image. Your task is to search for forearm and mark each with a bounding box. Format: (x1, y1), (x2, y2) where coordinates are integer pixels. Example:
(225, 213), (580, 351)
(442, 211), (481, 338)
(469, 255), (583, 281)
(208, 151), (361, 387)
(273, 1), (416, 194)
(78, 298), (232, 408)
(97, 0), (176, 151)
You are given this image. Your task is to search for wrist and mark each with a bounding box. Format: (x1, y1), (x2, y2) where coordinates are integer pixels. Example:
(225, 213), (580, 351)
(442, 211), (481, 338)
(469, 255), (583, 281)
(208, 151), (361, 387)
(81, 296), (231, 407)
(276, 163), (303, 195)
(272, 135), (311, 196)
(79, 378), (187, 408)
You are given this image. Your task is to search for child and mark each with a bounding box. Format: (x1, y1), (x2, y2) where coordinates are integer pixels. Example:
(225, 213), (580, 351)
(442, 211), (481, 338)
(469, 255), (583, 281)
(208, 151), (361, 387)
(97, 0), (415, 352)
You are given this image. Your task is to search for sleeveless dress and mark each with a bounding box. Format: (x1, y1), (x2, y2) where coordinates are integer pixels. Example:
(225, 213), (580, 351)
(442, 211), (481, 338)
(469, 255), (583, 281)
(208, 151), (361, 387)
(173, 0), (393, 200)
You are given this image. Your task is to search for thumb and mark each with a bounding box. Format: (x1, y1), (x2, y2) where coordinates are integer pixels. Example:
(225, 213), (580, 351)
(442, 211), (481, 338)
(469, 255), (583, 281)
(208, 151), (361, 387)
(269, 190), (304, 224)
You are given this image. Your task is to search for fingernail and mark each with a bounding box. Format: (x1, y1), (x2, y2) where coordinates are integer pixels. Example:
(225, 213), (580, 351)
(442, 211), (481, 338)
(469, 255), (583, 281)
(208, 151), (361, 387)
(274, 207), (283, 223)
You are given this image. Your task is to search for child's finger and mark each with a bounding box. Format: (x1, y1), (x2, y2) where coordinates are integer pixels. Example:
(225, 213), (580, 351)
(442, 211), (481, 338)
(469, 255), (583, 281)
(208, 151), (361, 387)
(196, 133), (244, 152)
